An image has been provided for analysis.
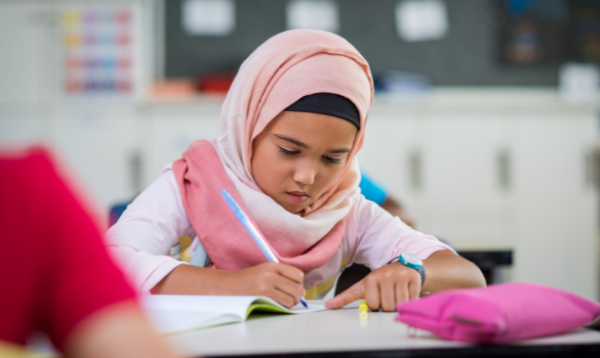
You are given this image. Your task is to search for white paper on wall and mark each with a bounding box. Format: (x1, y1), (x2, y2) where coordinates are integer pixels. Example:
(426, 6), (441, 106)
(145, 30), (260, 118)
(286, 0), (339, 33)
(559, 63), (600, 102)
(395, 0), (448, 42)
(182, 0), (235, 36)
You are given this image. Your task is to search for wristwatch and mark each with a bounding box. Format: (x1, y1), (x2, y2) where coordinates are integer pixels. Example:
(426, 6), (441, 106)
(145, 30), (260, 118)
(388, 252), (426, 286)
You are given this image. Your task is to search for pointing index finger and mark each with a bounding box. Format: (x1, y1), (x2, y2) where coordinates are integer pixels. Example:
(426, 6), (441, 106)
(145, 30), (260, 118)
(325, 281), (365, 309)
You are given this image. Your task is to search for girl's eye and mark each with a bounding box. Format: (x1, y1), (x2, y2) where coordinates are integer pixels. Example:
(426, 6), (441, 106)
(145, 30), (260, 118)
(324, 156), (341, 164)
(279, 147), (299, 156)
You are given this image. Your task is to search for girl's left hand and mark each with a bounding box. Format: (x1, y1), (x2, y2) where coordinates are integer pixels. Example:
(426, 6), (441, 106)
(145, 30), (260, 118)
(325, 263), (421, 311)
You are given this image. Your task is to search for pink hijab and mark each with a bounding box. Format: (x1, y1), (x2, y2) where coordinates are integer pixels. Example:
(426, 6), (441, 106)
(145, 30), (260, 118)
(173, 30), (373, 278)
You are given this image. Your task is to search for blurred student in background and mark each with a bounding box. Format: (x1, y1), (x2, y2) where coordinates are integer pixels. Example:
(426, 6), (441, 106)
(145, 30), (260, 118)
(359, 170), (415, 228)
(0, 148), (177, 358)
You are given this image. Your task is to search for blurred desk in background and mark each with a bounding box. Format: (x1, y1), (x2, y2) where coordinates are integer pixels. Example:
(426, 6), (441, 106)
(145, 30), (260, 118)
(336, 247), (513, 295)
(457, 246), (513, 285)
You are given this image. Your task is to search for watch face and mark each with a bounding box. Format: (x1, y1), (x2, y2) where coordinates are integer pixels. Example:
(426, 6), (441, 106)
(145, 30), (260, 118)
(400, 253), (423, 268)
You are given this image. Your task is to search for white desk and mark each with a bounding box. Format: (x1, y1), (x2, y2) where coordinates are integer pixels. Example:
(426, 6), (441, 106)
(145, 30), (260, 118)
(164, 304), (600, 357)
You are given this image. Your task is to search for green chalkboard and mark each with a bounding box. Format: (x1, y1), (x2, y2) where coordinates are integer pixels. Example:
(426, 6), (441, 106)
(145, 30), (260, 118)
(165, 0), (561, 86)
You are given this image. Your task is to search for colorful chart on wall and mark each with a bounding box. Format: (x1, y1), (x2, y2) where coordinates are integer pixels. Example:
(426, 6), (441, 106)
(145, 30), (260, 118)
(59, 4), (141, 101)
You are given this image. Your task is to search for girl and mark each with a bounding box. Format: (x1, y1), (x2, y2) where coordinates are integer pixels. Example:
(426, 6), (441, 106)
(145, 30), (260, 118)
(106, 30), (485, 312)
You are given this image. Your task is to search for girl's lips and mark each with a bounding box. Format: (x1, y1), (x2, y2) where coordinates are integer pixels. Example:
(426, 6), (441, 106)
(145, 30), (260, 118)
(287, 192), (309, 205)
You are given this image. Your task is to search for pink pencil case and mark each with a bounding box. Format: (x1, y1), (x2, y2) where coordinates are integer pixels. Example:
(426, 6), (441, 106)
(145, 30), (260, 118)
(396, 282), (600, 343)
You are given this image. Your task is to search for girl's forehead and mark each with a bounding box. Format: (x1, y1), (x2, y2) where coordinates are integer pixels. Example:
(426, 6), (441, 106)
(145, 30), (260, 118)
(267, 112), (357, 144)
(272, 111), (355, 129)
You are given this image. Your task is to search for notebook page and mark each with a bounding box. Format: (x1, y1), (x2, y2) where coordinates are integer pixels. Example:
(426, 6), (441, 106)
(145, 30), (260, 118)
(141, 295), (262, 319)
(142, 295), (327, 318)
(145, 309), (239, 334)
(285, 301), (327, 313)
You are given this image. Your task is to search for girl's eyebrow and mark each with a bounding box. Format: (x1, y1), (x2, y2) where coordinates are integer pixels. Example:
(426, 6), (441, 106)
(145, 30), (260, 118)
(329, 148), (351, 154)
(274, 134), (308, 148)
(274, 134), (351, 154)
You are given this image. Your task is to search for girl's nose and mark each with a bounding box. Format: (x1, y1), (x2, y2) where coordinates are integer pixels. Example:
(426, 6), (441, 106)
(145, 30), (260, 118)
(293, 160), (317, 185)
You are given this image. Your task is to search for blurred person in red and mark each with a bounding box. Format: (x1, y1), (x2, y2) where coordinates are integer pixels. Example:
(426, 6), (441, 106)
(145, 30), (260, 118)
(0, 147), (177, 358)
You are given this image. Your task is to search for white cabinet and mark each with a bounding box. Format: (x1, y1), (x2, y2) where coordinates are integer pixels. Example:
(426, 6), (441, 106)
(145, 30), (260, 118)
(0, 105), (46, 146)
(360, 92), (599, 300)
(362, 102), (514, 247)
(0, 103), (142, 222)
(358, 108), (420, 209)
(52, 105), (139, 217)
(513, 112), (598, 299)
(420, 114), (512, 247)
(140, 101), (221, 187)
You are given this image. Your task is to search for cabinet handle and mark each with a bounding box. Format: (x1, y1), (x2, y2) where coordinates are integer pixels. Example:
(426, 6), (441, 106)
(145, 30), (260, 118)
(129, 149), (143, 195)
(585, 148), (599, 189)
(497, 149), (510, 189)
(409, 149), (422, 190)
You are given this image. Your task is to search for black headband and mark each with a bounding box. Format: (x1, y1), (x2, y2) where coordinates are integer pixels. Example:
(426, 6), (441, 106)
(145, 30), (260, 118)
(284, 93), (360, 130)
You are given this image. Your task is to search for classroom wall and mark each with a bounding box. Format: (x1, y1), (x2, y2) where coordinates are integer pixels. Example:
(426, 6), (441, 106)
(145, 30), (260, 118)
(165, 0), (559, 86)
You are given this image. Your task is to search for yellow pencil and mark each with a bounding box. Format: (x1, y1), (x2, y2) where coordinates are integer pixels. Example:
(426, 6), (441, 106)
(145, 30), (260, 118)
(359, 301), (369, 320)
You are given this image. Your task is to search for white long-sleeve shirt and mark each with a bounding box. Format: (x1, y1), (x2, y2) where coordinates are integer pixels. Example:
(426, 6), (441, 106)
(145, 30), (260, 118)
(105, 164), (454, 297)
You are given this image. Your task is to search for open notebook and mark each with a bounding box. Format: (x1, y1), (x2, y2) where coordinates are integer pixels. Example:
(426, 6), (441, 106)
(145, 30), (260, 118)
(141, 295), (328, 334)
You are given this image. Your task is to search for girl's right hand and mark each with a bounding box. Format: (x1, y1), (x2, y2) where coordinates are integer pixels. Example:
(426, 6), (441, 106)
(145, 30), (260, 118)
(223, 262), (306, 308)
(151, 262), (305, 308)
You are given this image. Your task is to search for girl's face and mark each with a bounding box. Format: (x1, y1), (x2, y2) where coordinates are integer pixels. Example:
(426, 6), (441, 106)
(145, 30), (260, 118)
(251, 111), (358, 214)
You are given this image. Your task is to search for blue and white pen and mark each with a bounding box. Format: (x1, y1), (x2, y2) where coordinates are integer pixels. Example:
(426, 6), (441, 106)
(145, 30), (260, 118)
(221, 188), (309, 308)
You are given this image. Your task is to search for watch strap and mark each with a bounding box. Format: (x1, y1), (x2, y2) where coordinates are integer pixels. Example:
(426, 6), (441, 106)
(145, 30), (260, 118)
(387, 255), (426, 286)
(416, 266), (426, 286)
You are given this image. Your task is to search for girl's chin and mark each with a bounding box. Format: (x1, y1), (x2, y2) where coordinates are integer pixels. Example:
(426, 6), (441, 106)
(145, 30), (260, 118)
(278, 196), (310, 214)
(283, 203), (308, 214)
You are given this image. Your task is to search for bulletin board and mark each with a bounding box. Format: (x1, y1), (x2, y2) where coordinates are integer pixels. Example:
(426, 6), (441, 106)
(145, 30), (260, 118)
(163, 0), (565, 86)
(58, 3), (142, 101)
